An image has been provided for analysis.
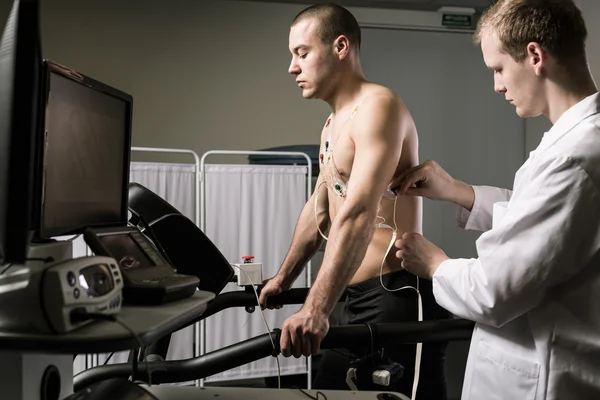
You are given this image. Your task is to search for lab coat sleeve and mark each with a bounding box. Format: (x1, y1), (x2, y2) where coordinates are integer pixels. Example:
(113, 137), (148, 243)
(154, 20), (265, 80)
(433, 156), (600, 327)
(457, 185), (513, 232)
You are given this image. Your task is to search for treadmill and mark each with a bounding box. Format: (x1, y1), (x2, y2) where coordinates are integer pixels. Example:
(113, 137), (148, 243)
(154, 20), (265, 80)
(70, 288), (475, 400)
(66, 183), (475, 399)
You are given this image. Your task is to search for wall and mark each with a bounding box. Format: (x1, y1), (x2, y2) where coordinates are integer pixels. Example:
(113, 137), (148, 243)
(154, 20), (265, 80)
(2, 0), (597, 158)
(32, 0), (327, 164)
(0, 0), (486, 163)
(580, 1), (600, 79)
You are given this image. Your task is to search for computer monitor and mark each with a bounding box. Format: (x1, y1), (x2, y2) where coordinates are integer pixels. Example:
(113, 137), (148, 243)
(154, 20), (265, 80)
(0, 0), (43, 264)
(37, 60), (133, 238)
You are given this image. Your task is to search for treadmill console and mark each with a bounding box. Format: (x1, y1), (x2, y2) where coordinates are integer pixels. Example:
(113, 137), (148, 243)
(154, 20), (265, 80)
(84, 226), (199, 305)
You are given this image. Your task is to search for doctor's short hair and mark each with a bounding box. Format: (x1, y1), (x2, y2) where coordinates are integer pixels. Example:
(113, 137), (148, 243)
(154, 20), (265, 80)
(291, 3), (361, 51)
(474, 0), (587, 65)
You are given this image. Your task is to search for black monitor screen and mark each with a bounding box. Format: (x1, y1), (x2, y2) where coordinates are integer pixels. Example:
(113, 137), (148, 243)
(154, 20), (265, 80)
(39, 62), (132, 237)
(98, 233), (155, 271)
(0, 0), (41, 264)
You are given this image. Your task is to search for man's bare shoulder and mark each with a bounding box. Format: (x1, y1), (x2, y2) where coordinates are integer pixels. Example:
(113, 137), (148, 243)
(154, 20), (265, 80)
(374, 83), (413, 107)
(369, 84), (417, 129)
(358, 84), (413, 118)
(363, 83), (397, 102)
(351, 84), (413, 138)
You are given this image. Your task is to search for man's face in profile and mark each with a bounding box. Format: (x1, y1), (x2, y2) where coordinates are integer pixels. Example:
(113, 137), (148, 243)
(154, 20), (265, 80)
(288, 18), (335, 99)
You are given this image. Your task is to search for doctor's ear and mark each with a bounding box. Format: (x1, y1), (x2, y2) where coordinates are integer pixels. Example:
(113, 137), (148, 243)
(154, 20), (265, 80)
(526, 42), (546, 76)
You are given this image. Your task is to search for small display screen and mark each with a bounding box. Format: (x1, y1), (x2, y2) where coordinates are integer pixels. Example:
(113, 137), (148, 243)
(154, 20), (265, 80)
(79, 264), (114, 297)
(98, 233), (155, 270)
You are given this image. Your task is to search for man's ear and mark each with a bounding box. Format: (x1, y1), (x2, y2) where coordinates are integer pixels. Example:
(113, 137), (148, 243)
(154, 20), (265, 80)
(334, 35), (350, 60)
(526, 42), (546, 76)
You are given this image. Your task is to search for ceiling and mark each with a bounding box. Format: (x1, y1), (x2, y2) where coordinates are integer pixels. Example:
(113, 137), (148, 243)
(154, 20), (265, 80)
(235, 0), (496, 13)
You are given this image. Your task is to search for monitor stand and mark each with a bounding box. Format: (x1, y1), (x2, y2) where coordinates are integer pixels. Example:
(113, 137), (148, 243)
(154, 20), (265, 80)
(0, 352), (73, 400)
(0, 240), (75, 399)
(0, 240), (74, 332)
(0, 288), (215, 399)
(27, 239), (75, 265)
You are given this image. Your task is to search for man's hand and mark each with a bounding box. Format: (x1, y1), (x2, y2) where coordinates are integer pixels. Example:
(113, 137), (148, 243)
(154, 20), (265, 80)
(395, 232), (449, 279)
(258, 276), (289, 310)
(388, 160), (474, 210)
(280, 307), (329, 358)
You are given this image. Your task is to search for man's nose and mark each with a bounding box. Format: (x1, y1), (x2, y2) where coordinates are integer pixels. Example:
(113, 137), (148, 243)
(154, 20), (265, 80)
(494, 77), (506, 93)
(288, 59), (300, 75)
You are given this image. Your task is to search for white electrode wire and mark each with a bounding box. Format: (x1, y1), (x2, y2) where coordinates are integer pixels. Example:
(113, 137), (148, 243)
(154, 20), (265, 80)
(232, 265), (281, 389)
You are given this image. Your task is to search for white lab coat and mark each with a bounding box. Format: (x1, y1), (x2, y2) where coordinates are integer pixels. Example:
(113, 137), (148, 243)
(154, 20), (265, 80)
(433, 92), (600, 400)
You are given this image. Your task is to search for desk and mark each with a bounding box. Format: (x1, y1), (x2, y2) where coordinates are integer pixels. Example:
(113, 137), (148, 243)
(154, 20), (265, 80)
(0, 290), (214, 353)
(0, 290), (215, 399)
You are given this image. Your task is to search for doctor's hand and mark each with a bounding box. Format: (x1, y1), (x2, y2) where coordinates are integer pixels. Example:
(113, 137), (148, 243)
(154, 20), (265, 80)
(280, 307), (329, 358)
(396, 232), (449, 280)
(389, 160), (474, 209)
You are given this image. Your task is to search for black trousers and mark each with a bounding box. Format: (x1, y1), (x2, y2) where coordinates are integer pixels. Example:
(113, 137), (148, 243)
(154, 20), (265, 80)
(313, 271), (450, 400)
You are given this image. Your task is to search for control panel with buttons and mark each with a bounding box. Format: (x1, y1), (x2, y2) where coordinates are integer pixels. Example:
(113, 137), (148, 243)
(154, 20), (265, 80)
(40, 256), (124, 333)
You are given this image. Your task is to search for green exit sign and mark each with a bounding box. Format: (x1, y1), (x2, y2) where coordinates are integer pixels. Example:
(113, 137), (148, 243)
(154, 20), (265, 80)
(442, 13), (473, 28)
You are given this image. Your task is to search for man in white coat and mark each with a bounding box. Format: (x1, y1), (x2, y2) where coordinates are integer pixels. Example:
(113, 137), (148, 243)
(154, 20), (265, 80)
(390, 0), (600, 399)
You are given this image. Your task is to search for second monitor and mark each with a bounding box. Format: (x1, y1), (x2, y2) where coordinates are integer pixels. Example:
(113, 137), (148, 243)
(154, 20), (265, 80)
(36, 60), (133, 239)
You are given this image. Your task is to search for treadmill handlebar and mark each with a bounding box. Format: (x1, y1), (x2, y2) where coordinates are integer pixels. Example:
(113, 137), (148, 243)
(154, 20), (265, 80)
(196, 287), (332, 321)
(74, 330), (282, 392)
(73, 319), (474, 392)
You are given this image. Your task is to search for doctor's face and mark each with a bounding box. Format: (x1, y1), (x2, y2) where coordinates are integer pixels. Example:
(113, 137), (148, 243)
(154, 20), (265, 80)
(481, 32), (544, 118)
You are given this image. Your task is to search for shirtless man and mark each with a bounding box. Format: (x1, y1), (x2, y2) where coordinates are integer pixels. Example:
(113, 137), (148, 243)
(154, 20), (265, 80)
(258, 4), (448, 398)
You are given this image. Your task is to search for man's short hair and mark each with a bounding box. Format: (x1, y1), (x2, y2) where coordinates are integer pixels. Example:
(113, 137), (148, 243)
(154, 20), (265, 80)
(474, 0), (587, 65)
(292, 3), (361, 50)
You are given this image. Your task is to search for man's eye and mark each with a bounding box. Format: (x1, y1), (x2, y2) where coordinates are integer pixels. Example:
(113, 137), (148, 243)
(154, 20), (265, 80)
(300, 53), (307, 59)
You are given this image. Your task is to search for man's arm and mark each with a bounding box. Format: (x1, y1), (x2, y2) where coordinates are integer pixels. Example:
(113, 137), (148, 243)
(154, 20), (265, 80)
(303, 94), (404, 316)
(274, 174), (330, 289)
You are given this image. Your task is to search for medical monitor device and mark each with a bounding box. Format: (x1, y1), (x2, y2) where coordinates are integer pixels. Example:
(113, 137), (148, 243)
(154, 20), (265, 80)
(41, 256), (123, 333)
(84, 226), (200, 305)
(37, 60), (133, 238)
(0, 0), (43, 264)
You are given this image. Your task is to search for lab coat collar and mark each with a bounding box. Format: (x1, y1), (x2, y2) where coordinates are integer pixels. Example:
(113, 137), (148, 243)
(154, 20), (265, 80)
(535, 92), (600, 155)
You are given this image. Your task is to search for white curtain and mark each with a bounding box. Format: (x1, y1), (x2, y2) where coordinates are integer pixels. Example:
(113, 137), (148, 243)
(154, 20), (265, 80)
(203, 164), (307, 382)
(74, 161), (309, 382)
(129, 162), (196, 219)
